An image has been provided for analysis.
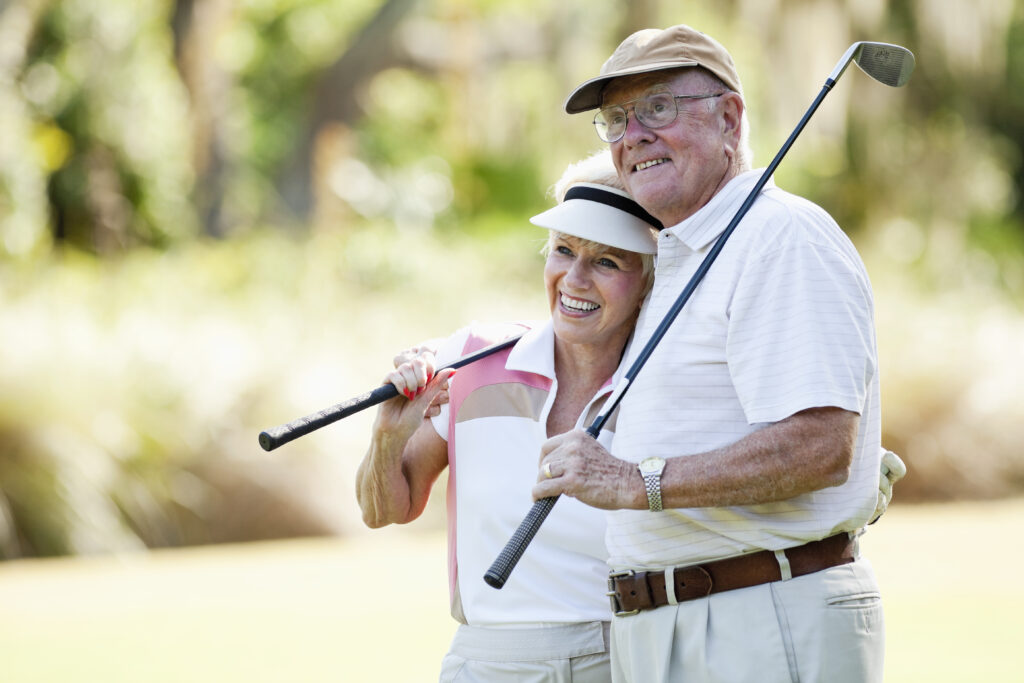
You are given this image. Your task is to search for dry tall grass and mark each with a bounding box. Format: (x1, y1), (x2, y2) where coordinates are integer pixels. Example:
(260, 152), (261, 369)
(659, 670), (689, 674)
(1, 226), (1021, 558)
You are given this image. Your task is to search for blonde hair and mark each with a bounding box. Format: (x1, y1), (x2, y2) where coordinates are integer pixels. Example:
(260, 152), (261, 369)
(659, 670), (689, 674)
(550, 149), (626, 201)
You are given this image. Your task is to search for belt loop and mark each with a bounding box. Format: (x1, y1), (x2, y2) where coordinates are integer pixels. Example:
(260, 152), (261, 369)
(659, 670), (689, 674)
(664, 568), (678, 605)
(849, 529), (863, 558)
(774, 549), (793, 581)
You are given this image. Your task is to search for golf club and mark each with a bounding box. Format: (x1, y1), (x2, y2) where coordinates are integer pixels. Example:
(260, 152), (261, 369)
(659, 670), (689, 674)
(258, 332), (525, 451)
(484, 41), (915, 589)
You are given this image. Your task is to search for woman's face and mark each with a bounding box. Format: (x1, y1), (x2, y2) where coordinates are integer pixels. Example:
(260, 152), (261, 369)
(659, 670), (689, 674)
(544, 233), (648, 350)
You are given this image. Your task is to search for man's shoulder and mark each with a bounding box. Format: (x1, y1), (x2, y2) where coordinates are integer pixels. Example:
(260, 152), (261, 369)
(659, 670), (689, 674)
(757, 184), (838, 227)
(744, 184), (858, 253)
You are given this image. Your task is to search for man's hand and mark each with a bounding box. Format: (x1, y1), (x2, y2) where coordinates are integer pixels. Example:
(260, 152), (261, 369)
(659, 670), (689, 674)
(533, 430), (638, 510)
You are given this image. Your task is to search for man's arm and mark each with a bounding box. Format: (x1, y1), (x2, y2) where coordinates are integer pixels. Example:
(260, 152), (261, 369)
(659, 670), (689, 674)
(532, 406), (857, 510)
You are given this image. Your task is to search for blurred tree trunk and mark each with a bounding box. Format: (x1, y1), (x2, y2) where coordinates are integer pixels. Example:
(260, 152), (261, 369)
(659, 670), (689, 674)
(278, 0), (421, 220)
(619, 0), (658, 36)
(171, 0), (233, 237)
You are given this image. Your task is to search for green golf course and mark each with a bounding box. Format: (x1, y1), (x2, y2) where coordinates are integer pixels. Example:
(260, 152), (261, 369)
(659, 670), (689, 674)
(1, 498), (1019, 682)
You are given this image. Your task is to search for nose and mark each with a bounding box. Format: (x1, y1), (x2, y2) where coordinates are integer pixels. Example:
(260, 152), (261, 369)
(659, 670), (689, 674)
(619, 108), (656, 146)
(564, 258), (591, 289)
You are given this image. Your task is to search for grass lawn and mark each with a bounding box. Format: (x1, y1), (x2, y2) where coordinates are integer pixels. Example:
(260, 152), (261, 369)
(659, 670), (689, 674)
(0, 498), (1021, 682)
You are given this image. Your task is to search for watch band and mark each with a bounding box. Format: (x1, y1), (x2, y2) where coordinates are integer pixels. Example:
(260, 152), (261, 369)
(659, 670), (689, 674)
(641, 471), (663, 512)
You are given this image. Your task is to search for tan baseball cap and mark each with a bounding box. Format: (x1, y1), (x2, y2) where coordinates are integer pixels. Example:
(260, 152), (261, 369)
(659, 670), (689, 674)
(564, 24), (743, 114)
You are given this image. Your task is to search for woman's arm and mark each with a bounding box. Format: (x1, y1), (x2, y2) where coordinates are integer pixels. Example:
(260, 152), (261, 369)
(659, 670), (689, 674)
(355, 352), (454, 528)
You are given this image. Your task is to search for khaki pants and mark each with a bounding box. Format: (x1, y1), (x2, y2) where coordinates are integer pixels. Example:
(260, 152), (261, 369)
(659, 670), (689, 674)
(610, 558), (884, 683)
(439, 621), (611, 683)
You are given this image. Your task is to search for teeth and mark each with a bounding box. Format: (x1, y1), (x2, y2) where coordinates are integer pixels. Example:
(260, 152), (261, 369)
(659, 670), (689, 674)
(635, 158), (668, 172)
(561, 294), (599, 312)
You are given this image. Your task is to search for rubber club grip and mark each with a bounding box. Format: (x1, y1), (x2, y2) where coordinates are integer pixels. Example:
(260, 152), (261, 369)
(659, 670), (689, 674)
(258, 383), (398, 451)
(483, 496), (558, 589)
(258, 333), (526, 452)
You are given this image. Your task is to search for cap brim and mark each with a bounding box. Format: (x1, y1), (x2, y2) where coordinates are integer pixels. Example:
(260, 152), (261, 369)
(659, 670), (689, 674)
(564, 60), (699, 114)
(530, 199), (658, 254)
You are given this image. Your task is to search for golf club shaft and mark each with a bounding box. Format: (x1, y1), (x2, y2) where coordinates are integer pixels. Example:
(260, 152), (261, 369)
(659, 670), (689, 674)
(484, 56), (865, 591)
(259, 332), (525, 451)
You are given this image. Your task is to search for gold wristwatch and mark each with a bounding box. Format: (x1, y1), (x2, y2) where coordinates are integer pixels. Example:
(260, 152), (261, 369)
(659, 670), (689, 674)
(637, 456), (666, 512)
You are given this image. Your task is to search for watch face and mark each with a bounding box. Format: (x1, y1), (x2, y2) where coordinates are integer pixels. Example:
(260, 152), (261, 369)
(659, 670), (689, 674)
(639, 457), (665, 474)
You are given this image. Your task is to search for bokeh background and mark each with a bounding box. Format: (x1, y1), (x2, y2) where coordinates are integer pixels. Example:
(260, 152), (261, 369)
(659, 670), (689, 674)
(1, 0), (1022, 680)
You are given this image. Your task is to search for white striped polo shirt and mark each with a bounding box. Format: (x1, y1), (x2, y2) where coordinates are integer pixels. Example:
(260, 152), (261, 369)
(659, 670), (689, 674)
(607, 169), (883, 570)
(431, 321), (617, 627)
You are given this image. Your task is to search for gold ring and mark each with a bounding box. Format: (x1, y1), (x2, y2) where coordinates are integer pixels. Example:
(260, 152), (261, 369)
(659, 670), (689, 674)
(543, 462), (553, 479)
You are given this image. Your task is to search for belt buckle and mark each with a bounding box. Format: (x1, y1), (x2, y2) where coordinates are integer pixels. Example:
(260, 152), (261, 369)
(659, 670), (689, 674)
(606, 569), (640, 617)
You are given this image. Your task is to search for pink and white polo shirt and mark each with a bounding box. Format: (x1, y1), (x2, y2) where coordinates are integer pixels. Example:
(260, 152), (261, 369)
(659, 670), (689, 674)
(432, 321), (617, 627)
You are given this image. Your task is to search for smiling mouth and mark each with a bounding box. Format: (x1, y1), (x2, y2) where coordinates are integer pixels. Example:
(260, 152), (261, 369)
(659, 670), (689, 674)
(634, 158), (670, 172)
(561, 293), (599, 312)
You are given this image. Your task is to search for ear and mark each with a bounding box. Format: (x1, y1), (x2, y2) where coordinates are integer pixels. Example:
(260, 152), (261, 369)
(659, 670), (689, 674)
(718, 92), (744, 157)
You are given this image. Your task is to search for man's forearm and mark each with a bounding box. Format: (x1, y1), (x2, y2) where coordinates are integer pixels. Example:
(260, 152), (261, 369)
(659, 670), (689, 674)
(655, 407), (858, 509)
(534, 407), (858, 511)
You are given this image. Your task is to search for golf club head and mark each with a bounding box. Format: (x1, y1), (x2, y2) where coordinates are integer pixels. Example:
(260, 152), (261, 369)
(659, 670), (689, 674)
(853, 42), (915, 87)
(828, 41), (915, 88)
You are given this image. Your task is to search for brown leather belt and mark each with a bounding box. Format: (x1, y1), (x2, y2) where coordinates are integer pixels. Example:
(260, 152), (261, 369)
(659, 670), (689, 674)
(607, 533), (856, 617)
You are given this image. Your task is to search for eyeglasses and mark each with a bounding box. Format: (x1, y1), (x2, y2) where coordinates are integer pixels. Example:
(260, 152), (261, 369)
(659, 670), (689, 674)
(593, 90), (725, 143)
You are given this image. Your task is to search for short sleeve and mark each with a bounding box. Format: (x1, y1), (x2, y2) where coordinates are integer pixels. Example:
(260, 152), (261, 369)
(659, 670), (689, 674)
(726, 216), (876, 424)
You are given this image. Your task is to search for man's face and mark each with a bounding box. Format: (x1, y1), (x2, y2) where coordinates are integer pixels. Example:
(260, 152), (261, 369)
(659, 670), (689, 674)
(602, 70), (742, 227)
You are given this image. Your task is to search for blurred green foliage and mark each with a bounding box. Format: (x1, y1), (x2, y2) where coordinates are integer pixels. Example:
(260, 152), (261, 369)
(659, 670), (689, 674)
(1, 0), (1023, 558)
(24, 0), (196, 251)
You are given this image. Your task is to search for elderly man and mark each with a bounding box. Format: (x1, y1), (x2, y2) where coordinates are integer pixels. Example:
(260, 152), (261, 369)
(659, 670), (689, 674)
(533, 24), (888, 682)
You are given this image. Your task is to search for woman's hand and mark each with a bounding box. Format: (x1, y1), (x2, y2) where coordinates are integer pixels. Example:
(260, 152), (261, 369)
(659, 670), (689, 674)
(391, 342), (440, 374)
(375, 350), (454, 445)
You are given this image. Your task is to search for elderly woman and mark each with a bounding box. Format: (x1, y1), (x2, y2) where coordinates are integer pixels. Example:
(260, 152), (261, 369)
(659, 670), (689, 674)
(355, 150), (660, 683)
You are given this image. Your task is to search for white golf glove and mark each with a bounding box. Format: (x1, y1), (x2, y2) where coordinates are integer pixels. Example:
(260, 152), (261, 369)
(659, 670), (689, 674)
(870, 449), (907, 523)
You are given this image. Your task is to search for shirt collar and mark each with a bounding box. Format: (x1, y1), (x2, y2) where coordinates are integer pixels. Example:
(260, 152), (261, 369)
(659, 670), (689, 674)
(664, 168), (773, 251)
(506, 319), (557, 379)
(506, 320), (619, 393)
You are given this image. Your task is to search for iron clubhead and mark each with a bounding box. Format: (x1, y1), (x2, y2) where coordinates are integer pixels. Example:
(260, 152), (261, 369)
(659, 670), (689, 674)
(828, 41), (915, 88)
(853, 42), (915, 87)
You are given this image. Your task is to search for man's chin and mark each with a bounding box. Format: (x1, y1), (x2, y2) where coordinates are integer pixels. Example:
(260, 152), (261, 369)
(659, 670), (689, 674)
(626, 184), (671, 221)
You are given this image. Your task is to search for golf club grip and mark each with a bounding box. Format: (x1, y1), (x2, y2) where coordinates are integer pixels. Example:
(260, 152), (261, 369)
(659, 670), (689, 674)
(258, 332), (526, 452)
(259, 384), (398, 451)
(483, 496), (558, 588)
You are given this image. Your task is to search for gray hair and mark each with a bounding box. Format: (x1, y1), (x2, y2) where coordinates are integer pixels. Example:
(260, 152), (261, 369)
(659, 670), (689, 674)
(682, 68), (753, 171)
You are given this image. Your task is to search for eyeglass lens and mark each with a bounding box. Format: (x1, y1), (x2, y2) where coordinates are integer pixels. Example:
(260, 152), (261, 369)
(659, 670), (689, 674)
(594, 92), (679, 142)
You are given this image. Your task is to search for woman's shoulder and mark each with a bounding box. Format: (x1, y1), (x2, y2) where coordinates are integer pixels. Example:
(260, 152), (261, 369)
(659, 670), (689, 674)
(460, 320), (534, 352)
(435, 320), (537, 363)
